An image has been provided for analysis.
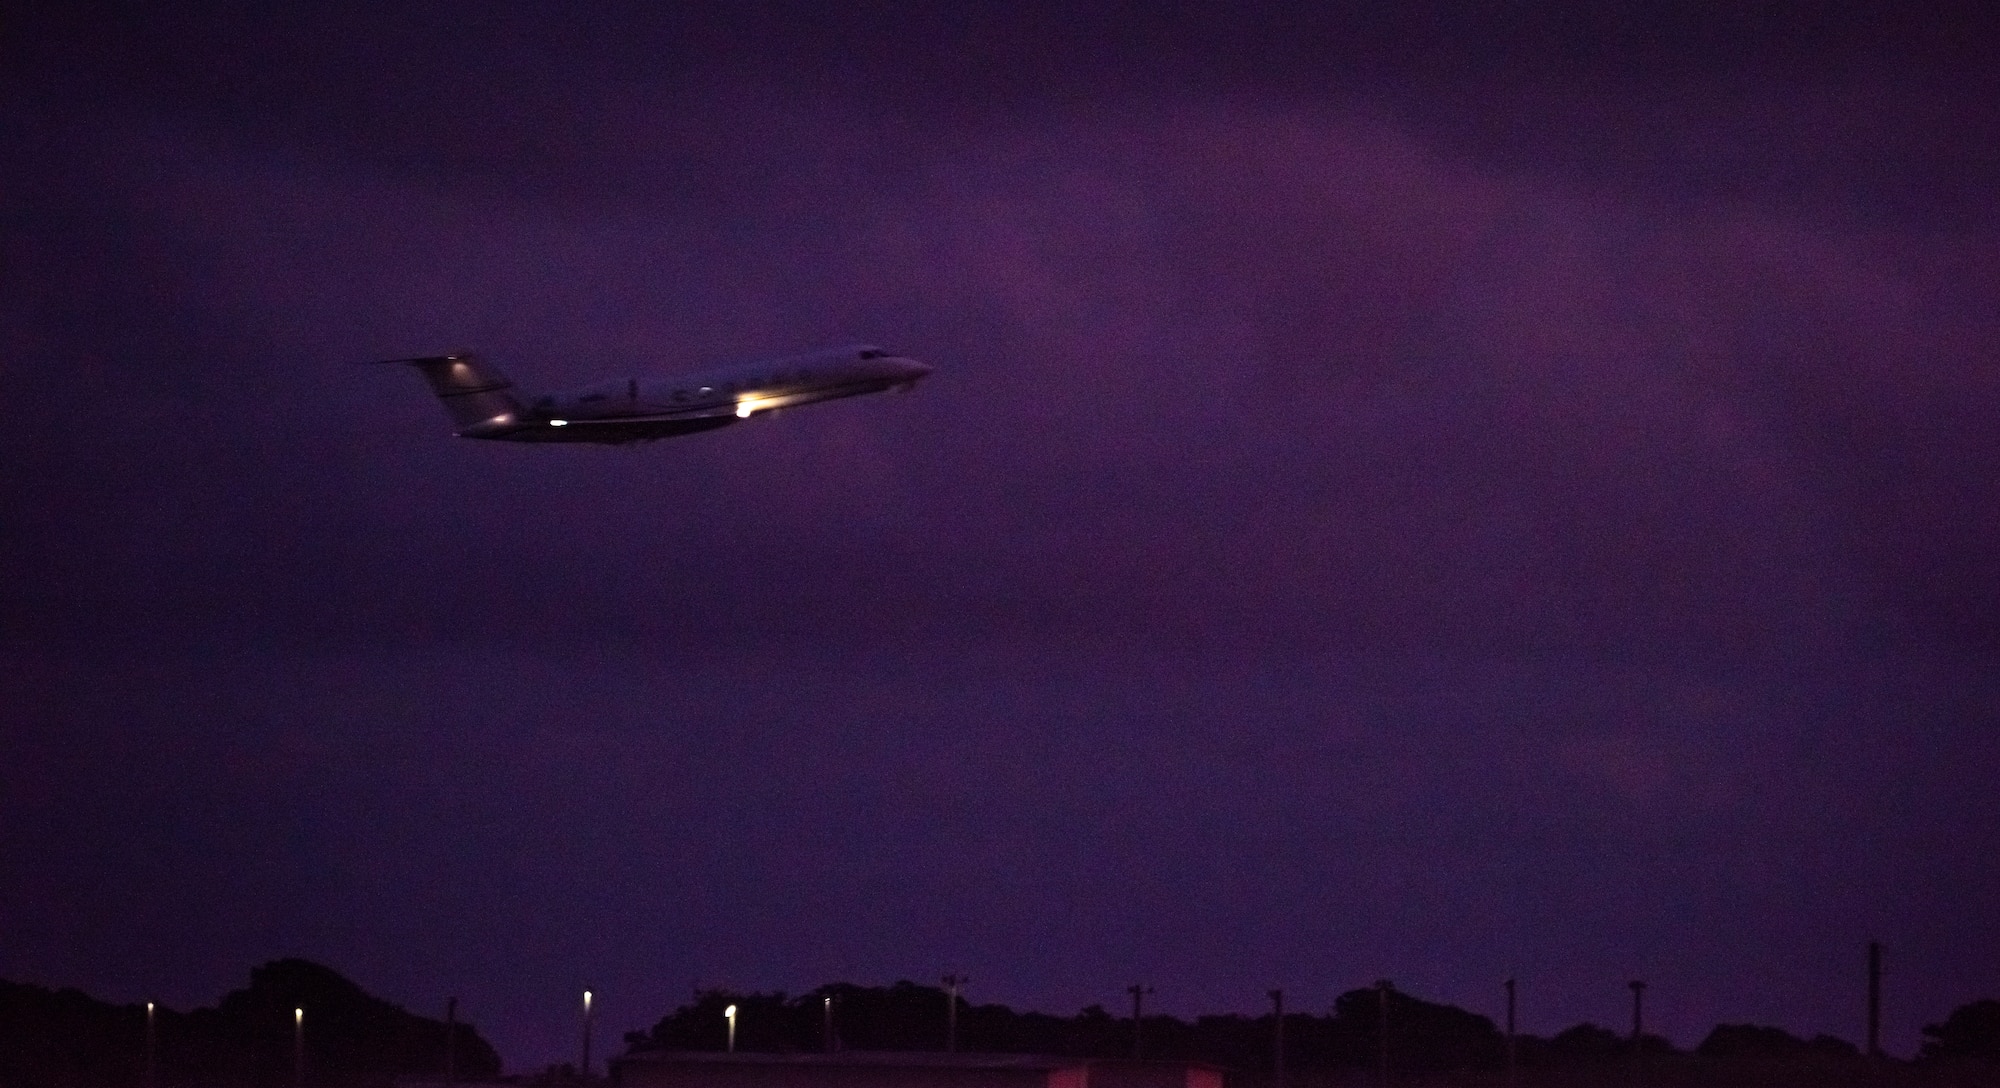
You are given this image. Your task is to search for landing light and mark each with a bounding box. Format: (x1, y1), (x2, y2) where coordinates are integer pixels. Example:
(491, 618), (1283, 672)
(735, 397), (774, 419)
(550, 419), (569, 427)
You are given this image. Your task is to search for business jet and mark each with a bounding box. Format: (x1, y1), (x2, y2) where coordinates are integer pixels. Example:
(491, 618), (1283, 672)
(375, 344), (931, 444)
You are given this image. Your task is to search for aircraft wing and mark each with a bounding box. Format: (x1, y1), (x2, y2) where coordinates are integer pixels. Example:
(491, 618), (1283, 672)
(561, 404), (743, 424)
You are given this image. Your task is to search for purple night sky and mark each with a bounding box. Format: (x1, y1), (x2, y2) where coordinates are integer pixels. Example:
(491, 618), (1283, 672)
(5, 0), (1999, 1073)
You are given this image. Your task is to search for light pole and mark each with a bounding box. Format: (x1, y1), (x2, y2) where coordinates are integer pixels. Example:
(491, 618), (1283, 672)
(943, 975), (968, 1052)
(1628, 981), (1646, 1088)
(1269, 989), (1285, 1088)
(823, 995), (835, 1053)
(1375, 980), (1392, 1088)
(145, 1002), (156, 1088)
(294, 1007), (305, 1088)
(581, 990), (594, 1080)
(1868, 942), (1883, 1059)
(1128, 985), (1153, 1060)
(726, 1004), (738, 1053)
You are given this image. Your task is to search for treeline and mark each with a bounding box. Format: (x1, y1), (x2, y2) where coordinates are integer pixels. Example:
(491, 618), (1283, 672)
(0, 959), (500, 1088)
(627, 983), (1504, 1073)
(626, 981), (2000, 1079)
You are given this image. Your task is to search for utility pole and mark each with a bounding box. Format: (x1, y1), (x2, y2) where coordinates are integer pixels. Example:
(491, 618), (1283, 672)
(581, 990), (594, 1080)
(1867, 941), (1884, 1059)
(145, 1002), (156, 1088)
(1269, 989), (1285, 1088)
(445, 997), (458, 1088)
(1375, 980), (1392, 1088)
(943, 975), (968, 1052)
(1628, 981), (1646, 1088)
(1503, 979), (1517, 1088)
(1128, 985), (1154, 1060)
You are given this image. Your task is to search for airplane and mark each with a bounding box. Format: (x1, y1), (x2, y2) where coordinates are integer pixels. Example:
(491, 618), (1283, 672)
(375, 344), (932, 444)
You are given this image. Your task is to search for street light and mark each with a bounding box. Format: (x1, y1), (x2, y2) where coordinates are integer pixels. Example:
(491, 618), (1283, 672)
(1629, 982), (1647, 1088)
(943, 975), (968, 1053)
(1128, 985), (1153, 1060)
(1628, 981), (1645, 1043)
(1375, 980), (1392, 1088)
(725, 1004), (738, 1053)
(145, 1002), (156, 1088)
(582, 991), (594, 1079)
(1269, 989), (1285, 1088)
(294, 1008), (305, 1088)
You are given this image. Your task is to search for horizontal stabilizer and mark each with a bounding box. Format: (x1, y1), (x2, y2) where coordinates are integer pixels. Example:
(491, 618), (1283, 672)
(372, 352), (525, 434)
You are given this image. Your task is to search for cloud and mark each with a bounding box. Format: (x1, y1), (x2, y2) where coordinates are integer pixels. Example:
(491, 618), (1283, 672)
(10, 79), (1998, 670)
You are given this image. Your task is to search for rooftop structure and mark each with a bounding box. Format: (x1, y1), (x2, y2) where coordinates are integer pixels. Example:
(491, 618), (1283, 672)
(612, 1051), (1225, 1088)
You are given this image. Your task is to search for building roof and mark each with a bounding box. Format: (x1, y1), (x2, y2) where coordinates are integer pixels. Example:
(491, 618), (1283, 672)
(615, 1052), (1087, 1071)
(613, 1052), (1227, 1075)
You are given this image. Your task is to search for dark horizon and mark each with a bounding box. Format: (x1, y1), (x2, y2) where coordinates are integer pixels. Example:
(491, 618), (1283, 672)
(12, 959), (1997, 1083)
(6, 0), (1999, 1073)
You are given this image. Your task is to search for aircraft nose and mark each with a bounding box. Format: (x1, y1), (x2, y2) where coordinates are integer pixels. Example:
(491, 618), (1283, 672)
(895, 357), (933, 380)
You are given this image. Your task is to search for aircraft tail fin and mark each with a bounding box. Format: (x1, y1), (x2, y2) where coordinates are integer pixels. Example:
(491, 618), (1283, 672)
(374, 353), (527, 437)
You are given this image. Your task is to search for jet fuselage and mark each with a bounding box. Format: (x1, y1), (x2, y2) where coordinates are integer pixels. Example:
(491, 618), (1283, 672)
(385, 344), (930, 445)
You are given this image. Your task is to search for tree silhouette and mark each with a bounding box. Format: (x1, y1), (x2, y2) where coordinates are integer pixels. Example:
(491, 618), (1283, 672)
(1326, 985), (1507, 1073)
(1, 960), (499, 1087)
(1920, 1000), (2000, 1062)
(1698, 1024), (1857, 1060)
(626, 983), (1509, 1073)
(1547, 1023), (1624, 1060)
